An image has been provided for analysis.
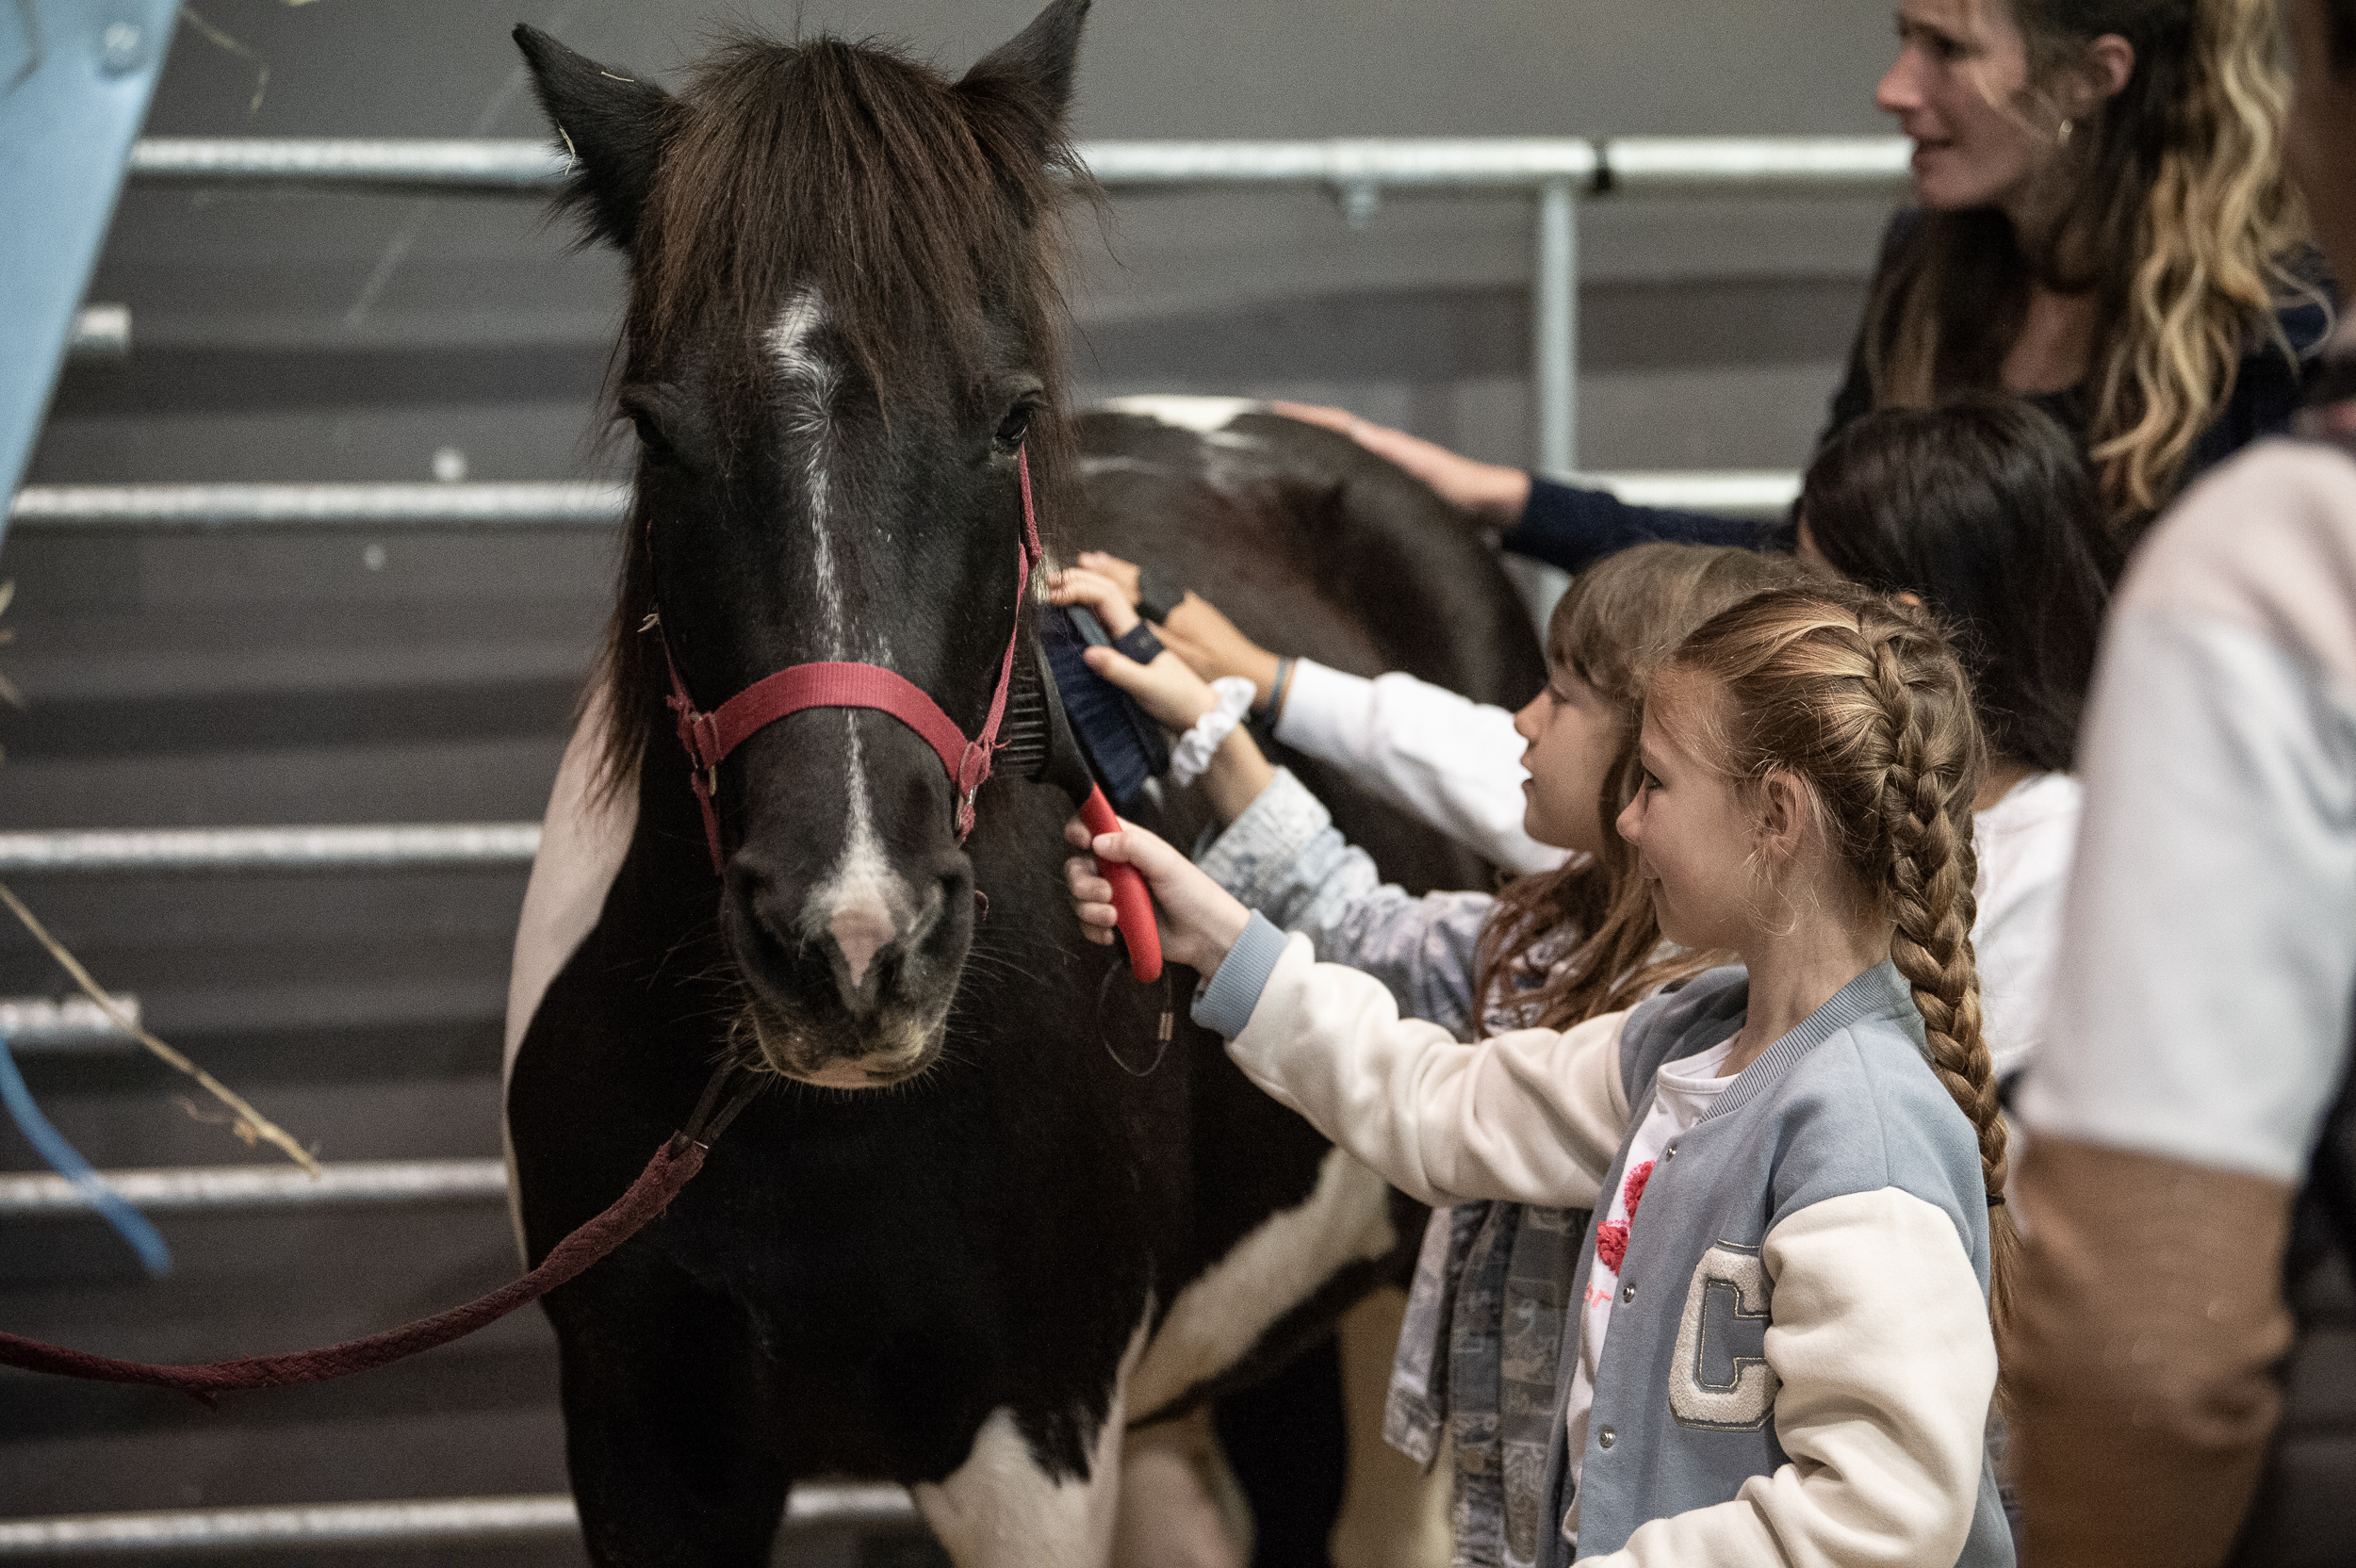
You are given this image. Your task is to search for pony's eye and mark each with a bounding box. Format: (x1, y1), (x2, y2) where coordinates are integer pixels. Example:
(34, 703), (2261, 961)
(629, 410), (676, 464)
(994, 400), (1036, 452)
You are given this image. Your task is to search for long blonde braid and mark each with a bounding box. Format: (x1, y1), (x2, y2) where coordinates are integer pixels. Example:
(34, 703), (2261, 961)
(1658, 585), (2019, 1330)
(1861, 613), (2020, 1331)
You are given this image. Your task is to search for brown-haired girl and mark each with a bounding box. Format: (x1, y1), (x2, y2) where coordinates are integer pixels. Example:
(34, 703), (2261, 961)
(1054, 543), (1801, 1561)
(1290, 0), (2331, 552)
(1068, 582), (2014, 1566)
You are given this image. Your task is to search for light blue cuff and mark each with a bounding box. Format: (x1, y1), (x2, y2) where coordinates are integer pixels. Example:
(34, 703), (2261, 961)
(1192, 911), (1289, 1039)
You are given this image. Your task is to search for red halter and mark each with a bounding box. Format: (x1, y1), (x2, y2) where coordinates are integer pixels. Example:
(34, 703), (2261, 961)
(659, 449), (1045, 874)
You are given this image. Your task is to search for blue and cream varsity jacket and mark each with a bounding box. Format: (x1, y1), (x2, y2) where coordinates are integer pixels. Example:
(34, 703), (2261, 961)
(1196, 922), (2013, 1568)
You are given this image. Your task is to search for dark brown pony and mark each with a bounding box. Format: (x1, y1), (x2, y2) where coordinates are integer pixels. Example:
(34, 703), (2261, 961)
(502, 7), (1542, 1563)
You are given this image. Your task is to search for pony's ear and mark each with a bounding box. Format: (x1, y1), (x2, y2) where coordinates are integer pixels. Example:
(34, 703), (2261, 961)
(957, 0), (1089, 127)
(513, 24), (671, 251)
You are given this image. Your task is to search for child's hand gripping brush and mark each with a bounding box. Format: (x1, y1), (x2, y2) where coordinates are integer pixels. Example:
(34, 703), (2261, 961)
(1000, 629), (1163, 982)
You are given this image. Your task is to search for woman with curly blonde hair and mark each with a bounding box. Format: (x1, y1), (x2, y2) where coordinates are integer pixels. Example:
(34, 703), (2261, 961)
(1294, 0), (2332, 549)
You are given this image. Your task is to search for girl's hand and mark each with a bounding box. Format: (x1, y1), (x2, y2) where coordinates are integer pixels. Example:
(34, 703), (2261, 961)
(1081, 640), (1224, 733)
(1270, 401), (1532, 529)
(1065, 816), (1252, 976)
(1154, 593), (1281, 708)
(1051, 566), (1231, 732)
(1047, 565), (1143, 638)
(1073, 551), (1142, 606)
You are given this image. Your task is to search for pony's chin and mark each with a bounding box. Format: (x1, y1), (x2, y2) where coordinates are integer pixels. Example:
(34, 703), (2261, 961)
(781, 1059), (908, 1090)
(748, 1010), (939, 1090)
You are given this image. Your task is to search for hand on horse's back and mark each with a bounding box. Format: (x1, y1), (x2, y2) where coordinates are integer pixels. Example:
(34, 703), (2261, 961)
(1269, 401), (1532, 530)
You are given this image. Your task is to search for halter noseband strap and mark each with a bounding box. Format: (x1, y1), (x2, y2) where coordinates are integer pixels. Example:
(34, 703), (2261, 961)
(659, 448), (1046, 874)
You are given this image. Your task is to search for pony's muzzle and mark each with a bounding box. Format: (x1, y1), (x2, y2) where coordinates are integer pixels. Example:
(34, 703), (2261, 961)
(725, 853), (969, 1084)
(809, 873), (949, 1020)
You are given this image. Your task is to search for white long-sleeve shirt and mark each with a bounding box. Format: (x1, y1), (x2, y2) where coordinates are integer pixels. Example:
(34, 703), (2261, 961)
(1273, 660), (1569, 876)
(1274, 658), (2073, 1077)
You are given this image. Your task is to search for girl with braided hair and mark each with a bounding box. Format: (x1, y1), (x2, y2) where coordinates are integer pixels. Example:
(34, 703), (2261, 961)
(1056, 544), (1804, 1565)
(1066, 580), (2013, 1566)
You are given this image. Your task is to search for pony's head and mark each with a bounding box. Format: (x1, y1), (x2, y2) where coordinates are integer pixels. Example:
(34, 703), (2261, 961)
(517, 2), (1089, 1089)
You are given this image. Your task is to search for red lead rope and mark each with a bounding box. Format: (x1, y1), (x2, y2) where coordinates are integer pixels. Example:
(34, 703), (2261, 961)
(663, 449), (1046, 872)
(0, 1067), (762, 1402)
(0, 1141), (702, 1403)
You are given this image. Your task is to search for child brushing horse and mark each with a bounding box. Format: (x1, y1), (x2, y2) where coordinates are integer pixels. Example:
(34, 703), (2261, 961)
(1066, 582), (2015, 1566)
(1056, 543), (1808, 1561)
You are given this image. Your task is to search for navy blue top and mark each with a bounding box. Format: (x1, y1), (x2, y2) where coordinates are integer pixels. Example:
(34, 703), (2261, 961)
(1502, 220), (2338, 575)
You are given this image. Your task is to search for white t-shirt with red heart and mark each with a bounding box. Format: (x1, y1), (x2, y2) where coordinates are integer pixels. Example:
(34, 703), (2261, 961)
(1562, 1034), (1739, 1506)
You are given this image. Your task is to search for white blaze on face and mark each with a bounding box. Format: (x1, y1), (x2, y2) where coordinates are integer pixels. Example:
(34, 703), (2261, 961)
(768, 289), (908, 989)
(767, 287), (848, 653)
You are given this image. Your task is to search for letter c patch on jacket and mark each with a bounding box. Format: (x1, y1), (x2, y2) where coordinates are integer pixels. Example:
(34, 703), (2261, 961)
(1669, 1242), (1778, 1430)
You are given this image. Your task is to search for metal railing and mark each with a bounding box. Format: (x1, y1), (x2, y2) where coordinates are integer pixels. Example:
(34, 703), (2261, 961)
(8, 470), (1799, 533)
(0, 1158), (506, 1217)
(0, 995), (140, 1054)
(0, 1486), (918, 1555)
(7, 482), (626, 531)
(119, 133), (1906, 479)
(126, 134), (1910, 193)
(0, 825), (540, 874)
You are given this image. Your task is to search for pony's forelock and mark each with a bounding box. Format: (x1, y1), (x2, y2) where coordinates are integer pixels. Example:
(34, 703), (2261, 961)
(586, 27), (1090, 802)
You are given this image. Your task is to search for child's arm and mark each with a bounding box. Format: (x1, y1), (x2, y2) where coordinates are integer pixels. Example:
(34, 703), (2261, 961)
(1068, 549), (1565, 875)
(1066, 821), (1628, 1208)
(1155, 590), (1564, 876)
(1057, 567), (1515, 1037)
(1224, 924), (1628, 1209)
(1199, 767), (1497, 1039)
(1576, 1189), (1997, 1568)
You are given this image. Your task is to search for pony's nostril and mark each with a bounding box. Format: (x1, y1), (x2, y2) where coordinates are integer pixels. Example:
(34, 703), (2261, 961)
(828, 902), (896, 989)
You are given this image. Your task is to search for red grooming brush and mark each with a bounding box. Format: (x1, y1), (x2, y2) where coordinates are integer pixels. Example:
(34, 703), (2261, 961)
(1000, 638), (1162, 982)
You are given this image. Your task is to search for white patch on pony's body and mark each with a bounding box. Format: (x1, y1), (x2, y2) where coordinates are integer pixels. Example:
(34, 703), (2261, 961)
(1127, 1147), (1397, 1421)
(912, 1311), (1151, 1567)
(1077, 453), (1170, 480)
(502, 681), (637, 1258)
(1090, 398), (1273, 501)
(1100, 395), (1263, 434)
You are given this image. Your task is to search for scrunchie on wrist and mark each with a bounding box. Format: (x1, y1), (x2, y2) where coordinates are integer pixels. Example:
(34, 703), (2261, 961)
(1168, 677), (1257, 788)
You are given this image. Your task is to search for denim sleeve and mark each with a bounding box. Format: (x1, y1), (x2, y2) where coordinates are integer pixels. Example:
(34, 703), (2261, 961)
(1499, 478), (1772, 576)
(1196, 768), (1495, 1039)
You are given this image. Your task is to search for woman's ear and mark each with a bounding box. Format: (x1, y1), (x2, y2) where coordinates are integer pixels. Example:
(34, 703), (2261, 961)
(2065, 33), (2136, 116)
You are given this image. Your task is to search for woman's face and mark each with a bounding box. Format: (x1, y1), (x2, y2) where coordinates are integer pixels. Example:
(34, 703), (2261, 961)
(1876, 0), (2050, 212)
(1513, 665), (1626, 857)
(1613, 685), (1758, 956)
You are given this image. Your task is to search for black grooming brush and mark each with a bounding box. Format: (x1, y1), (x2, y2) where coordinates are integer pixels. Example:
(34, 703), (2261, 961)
(1003, 635), (1162, 982)
(1036, 604), (1170, 811)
